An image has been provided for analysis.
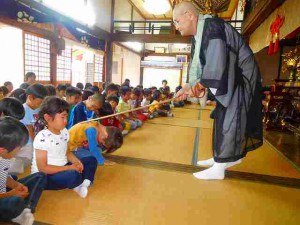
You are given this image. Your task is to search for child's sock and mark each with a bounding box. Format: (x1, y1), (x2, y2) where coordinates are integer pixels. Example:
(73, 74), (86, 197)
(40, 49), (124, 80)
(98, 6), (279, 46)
(73, 184), (88, 198)
(167, 112), (174, 117)
(82, 179), (91, 187)
(12, 208), (34, 225)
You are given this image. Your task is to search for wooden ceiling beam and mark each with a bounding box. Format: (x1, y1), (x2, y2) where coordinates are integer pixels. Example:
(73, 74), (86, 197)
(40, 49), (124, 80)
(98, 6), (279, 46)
(127, 0), (146, 20)
(112, 33), (192, 43)
(17, 0), (110, 40)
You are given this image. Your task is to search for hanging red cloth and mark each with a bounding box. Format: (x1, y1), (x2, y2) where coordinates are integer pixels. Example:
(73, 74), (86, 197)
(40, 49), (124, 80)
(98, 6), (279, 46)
(268, 8), (285, 55)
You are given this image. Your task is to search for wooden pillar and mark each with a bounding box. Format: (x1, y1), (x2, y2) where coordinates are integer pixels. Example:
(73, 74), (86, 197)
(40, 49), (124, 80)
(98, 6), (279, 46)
(105, 41), (113, 83)
(50, 40), (57, 86)
(140, 57), (144, 85)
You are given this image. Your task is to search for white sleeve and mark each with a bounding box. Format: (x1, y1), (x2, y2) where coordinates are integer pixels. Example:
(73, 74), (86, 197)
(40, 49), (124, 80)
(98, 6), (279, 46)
(33, 131), (49, 151)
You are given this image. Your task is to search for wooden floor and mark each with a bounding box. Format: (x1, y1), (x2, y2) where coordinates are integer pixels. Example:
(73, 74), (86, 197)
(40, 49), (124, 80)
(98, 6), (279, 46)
(34, 105), (300, 225)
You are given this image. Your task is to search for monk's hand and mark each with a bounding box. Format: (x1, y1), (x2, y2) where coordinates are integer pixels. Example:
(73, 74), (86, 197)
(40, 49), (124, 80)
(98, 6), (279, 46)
(189, 83), (205, 98)
(175, 83), (190, 101)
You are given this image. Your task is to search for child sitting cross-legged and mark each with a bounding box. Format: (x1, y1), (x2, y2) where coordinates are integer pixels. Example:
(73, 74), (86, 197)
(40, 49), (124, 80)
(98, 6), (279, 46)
(67, 93), (104, 129)
(32, 96), (97, 198)
(129, 88), (147, 122)
(117, 86), (141, 130)
(101, 95), (129, 136)
(68, 121), (123, 166)
(149, 90), (173, 118)
(0, 117), (46, 225)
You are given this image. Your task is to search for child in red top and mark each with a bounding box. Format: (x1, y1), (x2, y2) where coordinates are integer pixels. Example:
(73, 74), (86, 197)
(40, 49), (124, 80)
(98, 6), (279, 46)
(100, 95), (123, 130)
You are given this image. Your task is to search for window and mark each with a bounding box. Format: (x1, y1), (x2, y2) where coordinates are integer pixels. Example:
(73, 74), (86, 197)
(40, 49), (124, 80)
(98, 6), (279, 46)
(24, 33), (50, 81)
(86, 63), (94, 84)
(57, 47), (72, 82)
(94, 54), (104, 83)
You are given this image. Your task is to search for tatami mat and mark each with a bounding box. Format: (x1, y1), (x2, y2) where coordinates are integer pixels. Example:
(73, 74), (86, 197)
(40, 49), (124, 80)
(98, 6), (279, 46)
(113, 123), (196, 165)
(35, 164), (300, 225)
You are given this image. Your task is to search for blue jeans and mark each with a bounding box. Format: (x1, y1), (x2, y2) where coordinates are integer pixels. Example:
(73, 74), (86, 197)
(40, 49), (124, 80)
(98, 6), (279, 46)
(46, 149), (97, 190)
(0, 172), (46, 220)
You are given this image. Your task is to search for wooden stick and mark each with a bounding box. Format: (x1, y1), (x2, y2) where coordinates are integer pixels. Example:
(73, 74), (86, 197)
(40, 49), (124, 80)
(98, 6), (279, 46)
(79, 97), (178, 124)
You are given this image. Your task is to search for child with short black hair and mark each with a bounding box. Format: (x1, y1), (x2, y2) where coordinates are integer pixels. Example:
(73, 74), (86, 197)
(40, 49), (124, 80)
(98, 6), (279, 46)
(44, 84), (56, 96)
(149, 90), (173, 117)
(76, 82), (84, 91)
(19, 83), (30, 90)
(0, 97), (25, 120)
(9, 88), (27, 104)
(67, 93), (105, 128)
(69, 121), (123, 165)
(0, 117), (46, 224)
(117, 86), (141, 130)
(4, 81), (13, 93)
(56, 84), (67, 99)
(66, 87), (82, 122)
(130, 88), (147, 122)
(17, 84), (47, 170)
(32, 97), (97, 198)
(0, 86), (9, 99)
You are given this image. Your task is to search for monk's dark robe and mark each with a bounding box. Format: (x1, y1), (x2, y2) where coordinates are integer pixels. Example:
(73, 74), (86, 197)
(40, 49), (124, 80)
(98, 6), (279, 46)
(191, 18), (263, 162)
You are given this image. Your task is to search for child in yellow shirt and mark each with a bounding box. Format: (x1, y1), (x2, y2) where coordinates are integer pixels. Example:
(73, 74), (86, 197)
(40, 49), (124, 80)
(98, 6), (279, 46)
(68, 121), (123, 165)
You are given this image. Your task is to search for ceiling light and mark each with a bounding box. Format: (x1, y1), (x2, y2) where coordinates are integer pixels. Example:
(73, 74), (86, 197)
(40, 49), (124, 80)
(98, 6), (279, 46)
(144, 0), (171, 15)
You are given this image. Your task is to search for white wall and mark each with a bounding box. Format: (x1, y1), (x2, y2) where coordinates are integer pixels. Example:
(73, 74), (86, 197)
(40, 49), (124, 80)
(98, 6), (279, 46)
(123, 50), (141, 87)
(112, 44), (141, 86)
(0, 26), (24, 89)
(92, 0), (112, 32)
(143, 68), (181, 92)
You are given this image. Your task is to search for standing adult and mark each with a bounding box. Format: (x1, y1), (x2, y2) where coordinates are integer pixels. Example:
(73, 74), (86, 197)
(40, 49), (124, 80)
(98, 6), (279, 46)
(174, 2), (263, 180)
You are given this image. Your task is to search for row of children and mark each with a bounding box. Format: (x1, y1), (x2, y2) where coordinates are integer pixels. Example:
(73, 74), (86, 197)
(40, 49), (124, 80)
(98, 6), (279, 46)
(0, 77), (181, 224)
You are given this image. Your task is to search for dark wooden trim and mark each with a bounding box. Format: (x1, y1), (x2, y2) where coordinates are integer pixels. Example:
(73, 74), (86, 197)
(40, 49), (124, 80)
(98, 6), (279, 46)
(105, 155), (300, 189)
(140, 57), (144, 85)
(147, 52), (190, 58)
(110, 0), (115, 34)
(0, 17), (56, 41)
(17, 0), (110, 41)
(50, 41), (57, 86)
(112, 33), (192, 43)
(105, 42), (113, 83)
(242, 0), (285, 37)
(127, 0), (146, 20)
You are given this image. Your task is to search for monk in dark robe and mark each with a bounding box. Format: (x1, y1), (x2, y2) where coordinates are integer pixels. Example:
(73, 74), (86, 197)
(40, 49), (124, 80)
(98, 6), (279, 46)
(174, 2), (263, 180)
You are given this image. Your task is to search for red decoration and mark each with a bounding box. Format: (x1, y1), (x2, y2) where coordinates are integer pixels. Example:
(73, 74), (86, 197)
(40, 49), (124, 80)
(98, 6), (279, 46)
(268, 8), (285, 55)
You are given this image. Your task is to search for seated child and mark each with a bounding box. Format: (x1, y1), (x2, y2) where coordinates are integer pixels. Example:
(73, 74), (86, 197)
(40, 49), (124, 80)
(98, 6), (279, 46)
(9, 88), (27, 104)
(0, 117), (46, 225)
(68, 93), (104, 128)
(32, 96), (97, 198)
(149, 90), (173, 118)
(68, 121), (123, 165)
(130, 88), (147, 122)
(56, 84), (66, 99)
(0, 97), (25, 120)
(65, 87), (82, 121)
(101, 95), (128, 134)
(44, 84), (56, 96)
(117, 86), (141, 130)
(15, 84), (47, 172)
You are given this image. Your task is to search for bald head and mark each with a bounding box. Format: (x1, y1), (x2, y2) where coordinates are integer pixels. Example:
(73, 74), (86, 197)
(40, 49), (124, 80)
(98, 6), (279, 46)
(173, 1), (198, 18)
(173, 1), (198, 36)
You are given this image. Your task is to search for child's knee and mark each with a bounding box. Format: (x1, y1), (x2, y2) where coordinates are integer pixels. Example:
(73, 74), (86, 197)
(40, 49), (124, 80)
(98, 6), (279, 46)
(67, 170), (82, 187)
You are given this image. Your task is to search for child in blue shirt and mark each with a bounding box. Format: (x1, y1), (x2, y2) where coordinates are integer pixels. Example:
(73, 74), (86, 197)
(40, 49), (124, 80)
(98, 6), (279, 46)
(67, 93), (105, 129)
